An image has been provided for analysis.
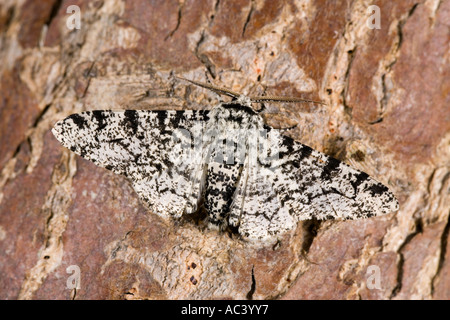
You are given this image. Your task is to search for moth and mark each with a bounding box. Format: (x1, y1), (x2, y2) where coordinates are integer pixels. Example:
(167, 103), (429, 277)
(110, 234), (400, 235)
(52, 77), (399, 241)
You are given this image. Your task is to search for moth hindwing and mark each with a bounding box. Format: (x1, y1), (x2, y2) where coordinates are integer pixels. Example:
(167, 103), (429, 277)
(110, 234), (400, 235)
(52, 83), (398, 241)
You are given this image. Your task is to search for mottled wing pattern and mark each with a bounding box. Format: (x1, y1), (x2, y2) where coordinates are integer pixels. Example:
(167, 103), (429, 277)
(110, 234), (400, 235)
(272, 134), (399, 220)
(52, 110), (209, 218)
(233, 163), (297, 240)
(234, 128), (399, 240)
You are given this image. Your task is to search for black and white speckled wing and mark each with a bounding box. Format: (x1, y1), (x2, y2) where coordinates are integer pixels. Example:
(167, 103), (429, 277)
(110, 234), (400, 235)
(231, 129), (399, 241)
(230, 160), (297, 240)
(52, 110), (209, 218)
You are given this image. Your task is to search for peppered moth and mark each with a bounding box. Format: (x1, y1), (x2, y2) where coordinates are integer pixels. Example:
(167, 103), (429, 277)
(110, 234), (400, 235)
(52, 78), (399, 241)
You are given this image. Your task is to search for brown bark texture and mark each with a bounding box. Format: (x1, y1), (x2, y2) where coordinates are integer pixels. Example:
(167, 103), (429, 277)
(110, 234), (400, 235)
(0, 0), (448, 300)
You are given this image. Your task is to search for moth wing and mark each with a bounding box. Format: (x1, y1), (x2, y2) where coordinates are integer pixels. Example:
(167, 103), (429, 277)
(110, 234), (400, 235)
(231, 129), (399, 241)
(230, 162), (297, 241)
(52, 110), (209, 218)
(271, 134), (399, 220)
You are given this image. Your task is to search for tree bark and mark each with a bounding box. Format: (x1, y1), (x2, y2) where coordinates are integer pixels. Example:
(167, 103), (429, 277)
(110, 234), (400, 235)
(0, 0), (448, 299)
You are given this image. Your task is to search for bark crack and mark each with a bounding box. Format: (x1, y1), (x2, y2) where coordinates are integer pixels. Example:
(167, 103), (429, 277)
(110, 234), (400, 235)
(17, 151), (77, 299)
(44, 0), (63, 27)
(210, 0), (221, 25)
(390, 217), (423, 299)
(246, 265), (256, 300)
(431, 212), (450, 297)
(370, 3), (419, 124)
(191, 0), (223, 78)
(342, 48), (357, 118)
(242, 0), (255, 37)
(165, 1), (184, 40)
(194, 30), (216, 78)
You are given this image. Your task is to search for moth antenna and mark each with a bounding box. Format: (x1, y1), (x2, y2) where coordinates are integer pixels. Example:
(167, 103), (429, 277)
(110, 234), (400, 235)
(249, 95), (327, 105)
(176, 76), (241, 99)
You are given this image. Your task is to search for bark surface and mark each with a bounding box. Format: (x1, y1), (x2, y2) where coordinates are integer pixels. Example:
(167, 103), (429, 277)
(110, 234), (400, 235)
(0, 0), (448, 299)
